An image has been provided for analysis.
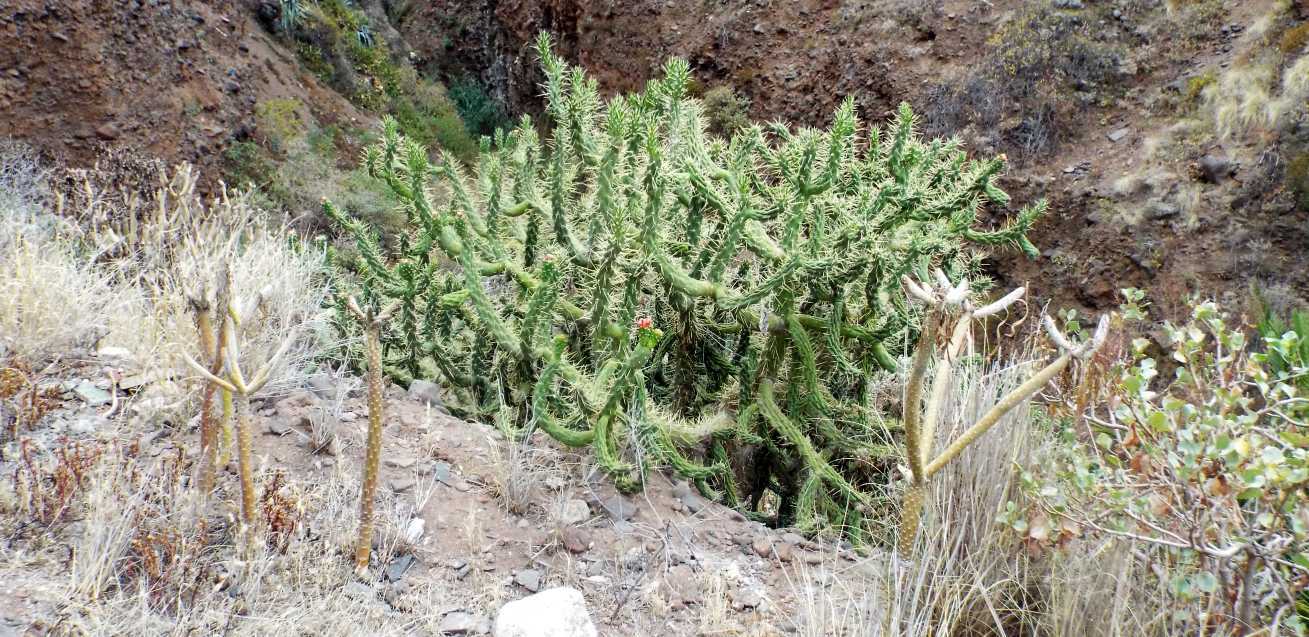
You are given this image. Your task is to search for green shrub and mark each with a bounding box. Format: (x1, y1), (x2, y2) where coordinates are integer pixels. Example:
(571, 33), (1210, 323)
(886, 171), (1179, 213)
(223, 141), (277, 191)
(1183, 70), (1217, 104)
(448, 76), (509, 138)
(255, 98), (305, 152)
(326, 35), (1044, 544)
(925, 6), (1124, 158)
(700, 85), (751, 137)
(1289, 152), (1309, 211)
(1022, 299), (1309, 633)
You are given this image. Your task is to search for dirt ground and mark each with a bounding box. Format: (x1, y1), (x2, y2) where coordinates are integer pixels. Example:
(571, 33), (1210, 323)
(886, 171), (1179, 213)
(0, 349), (881, 636)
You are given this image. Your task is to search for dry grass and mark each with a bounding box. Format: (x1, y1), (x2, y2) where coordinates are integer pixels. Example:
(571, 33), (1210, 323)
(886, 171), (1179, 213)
(770, 343), (1184, 636)
(1, 149), (331, 415)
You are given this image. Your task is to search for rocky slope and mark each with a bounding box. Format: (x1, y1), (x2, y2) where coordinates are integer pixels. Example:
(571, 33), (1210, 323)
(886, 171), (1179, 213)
(0, 0), (367, 191)
(3, 0), (1306, 307)
(400, 0), (1309, 313)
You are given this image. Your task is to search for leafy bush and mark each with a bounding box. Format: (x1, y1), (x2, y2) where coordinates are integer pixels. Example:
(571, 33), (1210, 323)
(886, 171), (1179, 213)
(925, 5), (1125, 158)
(448, 76), (510, 139)
(255, 98), (306, 152)
(701, 85), (751, 137)
(327, 35), (1043, 544)
(1022, 298), (1309, 634)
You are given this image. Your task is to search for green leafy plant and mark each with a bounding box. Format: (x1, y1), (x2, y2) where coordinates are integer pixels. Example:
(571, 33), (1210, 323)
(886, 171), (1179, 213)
(326, 34), (1043, 544)
(1026, 301), (1309, 633)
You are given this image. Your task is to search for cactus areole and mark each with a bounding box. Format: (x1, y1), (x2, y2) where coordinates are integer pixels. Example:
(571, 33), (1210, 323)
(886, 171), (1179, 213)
(326, 34), (1044, 545)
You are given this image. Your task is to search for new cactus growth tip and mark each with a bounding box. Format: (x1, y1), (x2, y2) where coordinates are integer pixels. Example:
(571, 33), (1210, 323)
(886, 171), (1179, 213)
(326, 33), (1045, 543)
(896, 270), (1108, 555)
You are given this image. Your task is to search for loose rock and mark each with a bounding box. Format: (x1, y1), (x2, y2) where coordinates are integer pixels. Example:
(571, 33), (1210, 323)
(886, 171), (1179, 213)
(558, 498), (590, 525)
(493, 587), (597, 637)
(406, 379), (446, 411)
(514, 568), (543, 592)
(600, 496), (637, 521)
(439, 611), (484, 635)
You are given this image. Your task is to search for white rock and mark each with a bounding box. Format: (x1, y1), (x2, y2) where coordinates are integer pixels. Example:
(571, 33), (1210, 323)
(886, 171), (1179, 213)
(558, 498), (590, 525)
(405, 517), (425, 544)
(493, 587), (597, 637)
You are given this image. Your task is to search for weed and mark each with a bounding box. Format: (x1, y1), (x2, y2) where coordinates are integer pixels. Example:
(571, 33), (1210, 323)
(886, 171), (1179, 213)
(449, 76), (510, 138)
(255, 98), (306, 152)
(14, 438), (105, 530)
(1280, 21), (1309, 54)
(700, 85), (751, 137)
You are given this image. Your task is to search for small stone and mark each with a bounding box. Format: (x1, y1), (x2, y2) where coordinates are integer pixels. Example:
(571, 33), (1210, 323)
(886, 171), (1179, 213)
(96, 346), (134, 363)
(600, 496), (637, 521)
(386, 554), (415, 582)
(71, 380), (112, 406)
(67, 415), (104, 435)
(781, 533), (805, 546)
(515, 568), (543, 592)
(751, 536), (773, 559)
(266, 421), (292, 435)
(390, 478), (416, 494)
(405, 518), (426, 544)
(385, 455), (417, 469)
(406, 380), (446, 411)
(1052, 0), (1084, 8)
(670, 481), (692, 500)
(559, 499), (590, 525)
(801, 551), (823, 565)
(681, 493), (708, 514)
(340, 411), (358, 422)
(1107, 127), (1130, 142)
(664, 564), (701, 606)
(439, 611), (483, 634)
(94, 123), (120, 141)
(775, 542), (793, 563)
(560, 527), (590, 554)
(731, 588), (763, 611)
(493, 587), (597, 637)
(1196, 155), (1232, 184)
(306, 373), (336, 399)
(1146, 201), (1180, 220)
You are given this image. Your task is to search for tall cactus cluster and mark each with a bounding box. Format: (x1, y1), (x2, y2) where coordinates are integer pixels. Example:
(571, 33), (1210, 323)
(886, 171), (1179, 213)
(327, 34), (1044, 543)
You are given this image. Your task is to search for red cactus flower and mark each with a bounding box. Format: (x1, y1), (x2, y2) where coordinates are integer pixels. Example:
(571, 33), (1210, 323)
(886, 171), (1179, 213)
(635, 317), (653, 330)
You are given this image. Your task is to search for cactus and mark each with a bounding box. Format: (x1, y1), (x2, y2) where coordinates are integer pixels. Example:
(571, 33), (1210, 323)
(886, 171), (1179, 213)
(183, 265), (297, 545)
(186, 273), (233, 497)
(326, 34), (1044, 544)
(344, 296), (396, 574)
(895, 271), (1107, 555)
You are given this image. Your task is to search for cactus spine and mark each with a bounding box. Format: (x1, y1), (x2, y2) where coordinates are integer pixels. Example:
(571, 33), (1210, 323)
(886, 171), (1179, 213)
(327, 35), (1044, 544)
(895, 272), (1107, 555)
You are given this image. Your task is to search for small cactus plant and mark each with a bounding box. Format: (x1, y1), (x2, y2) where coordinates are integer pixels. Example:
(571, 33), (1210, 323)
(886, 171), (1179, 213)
(187, 275), (232, 497)
(184, 265), (297, 543)
(343, 295), (396, 574)
(895, 270), (1108, 555)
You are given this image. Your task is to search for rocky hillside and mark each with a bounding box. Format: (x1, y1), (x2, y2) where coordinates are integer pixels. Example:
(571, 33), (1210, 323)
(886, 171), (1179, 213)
(398, 0), (1309, 313)
(4, 0), (1307, 311)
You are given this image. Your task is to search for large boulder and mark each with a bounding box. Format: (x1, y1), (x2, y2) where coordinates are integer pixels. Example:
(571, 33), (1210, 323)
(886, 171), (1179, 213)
(492, 587), (597, 637)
